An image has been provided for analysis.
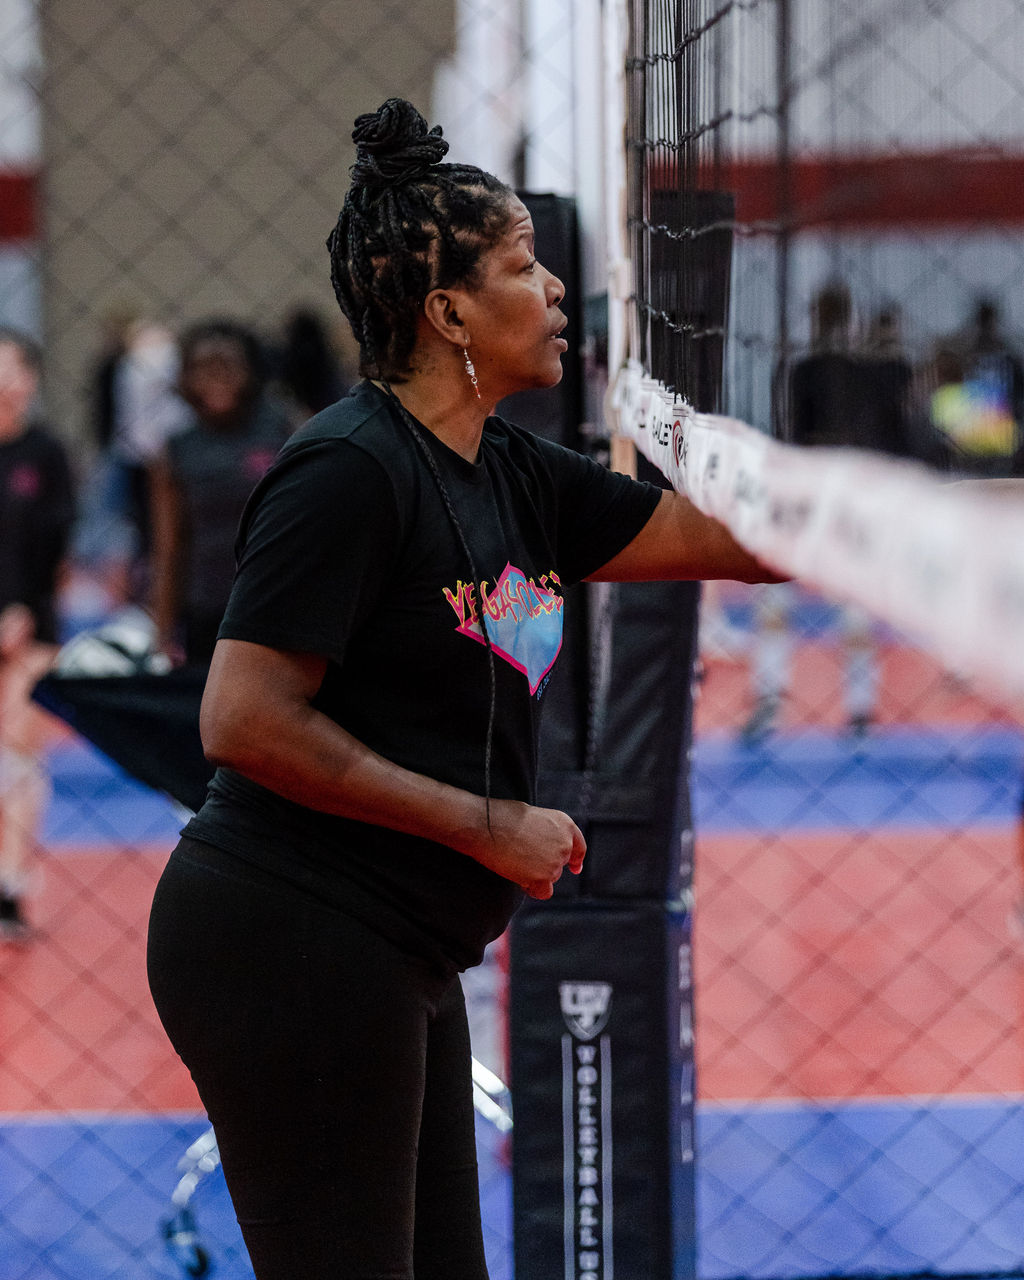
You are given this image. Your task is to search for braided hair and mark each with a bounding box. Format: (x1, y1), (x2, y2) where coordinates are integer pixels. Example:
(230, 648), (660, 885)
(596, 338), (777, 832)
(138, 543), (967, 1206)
(327, 99), (512, 824)
(326, 97), (513, 382)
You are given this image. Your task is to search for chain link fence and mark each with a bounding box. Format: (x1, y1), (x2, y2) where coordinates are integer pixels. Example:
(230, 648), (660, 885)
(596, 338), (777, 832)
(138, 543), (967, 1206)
(693, 586), (1024, 1278)
(4, 0), (1024, 1276)
(0, 1), (583, 1275)
(620, 0), (1024, 1276)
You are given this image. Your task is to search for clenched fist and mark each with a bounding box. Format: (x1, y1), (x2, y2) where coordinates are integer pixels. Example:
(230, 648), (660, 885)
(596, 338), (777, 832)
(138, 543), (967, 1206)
(466, 798), (586, 899)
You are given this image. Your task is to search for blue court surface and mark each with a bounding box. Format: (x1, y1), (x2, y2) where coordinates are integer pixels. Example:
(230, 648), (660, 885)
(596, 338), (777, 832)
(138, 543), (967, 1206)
(693, 725), (1023, 833)
(691, 716), (1024, 1280)
(4, 1101), (1021, 1279)
(39, 719), (1021, 851)
(0, 1112), (511, 1279)
(699, 1098), (1024, 1279)
(41, 738), (186, 847)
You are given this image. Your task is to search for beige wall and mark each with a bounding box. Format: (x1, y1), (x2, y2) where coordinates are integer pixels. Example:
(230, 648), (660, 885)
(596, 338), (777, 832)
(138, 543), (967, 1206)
(40, 0), (454, 441)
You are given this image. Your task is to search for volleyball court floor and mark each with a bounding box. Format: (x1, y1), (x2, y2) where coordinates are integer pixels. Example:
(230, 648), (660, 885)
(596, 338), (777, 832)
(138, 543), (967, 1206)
(2, 584), (1023, 1278)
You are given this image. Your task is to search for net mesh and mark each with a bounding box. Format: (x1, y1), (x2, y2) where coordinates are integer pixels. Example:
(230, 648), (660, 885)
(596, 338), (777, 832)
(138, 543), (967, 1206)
(1, 2), (535, 1275)
(2, 0), (1024, 1275)
(621, 2), (1024, 1278)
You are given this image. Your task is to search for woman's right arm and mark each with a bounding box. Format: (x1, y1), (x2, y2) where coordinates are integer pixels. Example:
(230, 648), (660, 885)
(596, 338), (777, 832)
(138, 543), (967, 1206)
(201, 637), (585, 899)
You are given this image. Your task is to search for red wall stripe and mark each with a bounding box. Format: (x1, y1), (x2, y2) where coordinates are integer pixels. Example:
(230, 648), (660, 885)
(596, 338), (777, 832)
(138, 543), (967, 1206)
(0, 169), (37, 241)
(2, 150), (1022, 245)
(713, 149), (1024, 229)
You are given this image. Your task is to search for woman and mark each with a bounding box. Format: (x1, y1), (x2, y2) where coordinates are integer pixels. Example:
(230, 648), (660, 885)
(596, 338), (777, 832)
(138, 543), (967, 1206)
(147, 99), (780, 1279)
(148, 320), (291, 665)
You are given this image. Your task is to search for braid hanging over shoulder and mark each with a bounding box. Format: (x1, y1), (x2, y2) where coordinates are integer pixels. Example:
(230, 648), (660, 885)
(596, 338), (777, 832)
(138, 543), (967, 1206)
(325, 99), (515, 821)
(380, 381), (498, 825)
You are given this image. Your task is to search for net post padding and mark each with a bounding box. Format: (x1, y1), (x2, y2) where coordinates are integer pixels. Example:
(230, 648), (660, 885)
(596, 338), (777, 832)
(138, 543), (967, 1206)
(510, 578), (700, 1280)
(510, 901), (696, 1280)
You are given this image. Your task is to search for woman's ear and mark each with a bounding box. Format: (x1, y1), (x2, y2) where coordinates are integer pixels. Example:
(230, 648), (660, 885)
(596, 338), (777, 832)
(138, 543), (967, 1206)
(423, 288), (470, 349)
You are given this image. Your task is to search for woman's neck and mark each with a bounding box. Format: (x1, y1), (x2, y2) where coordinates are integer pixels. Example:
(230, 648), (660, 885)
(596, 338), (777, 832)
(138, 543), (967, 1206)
(381, 366), (494, 463)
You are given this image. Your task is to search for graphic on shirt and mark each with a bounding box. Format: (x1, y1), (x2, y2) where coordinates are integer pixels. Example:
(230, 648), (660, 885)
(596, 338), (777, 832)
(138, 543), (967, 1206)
(244, 445), (279, 482)
(443, 563), (564, 695)
(7, 463), (41, 500)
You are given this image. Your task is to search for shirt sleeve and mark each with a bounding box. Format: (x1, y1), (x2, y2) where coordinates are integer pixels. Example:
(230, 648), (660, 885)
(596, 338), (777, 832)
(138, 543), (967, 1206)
(530, 433), (662, 585)
(217, 439), (402, 663)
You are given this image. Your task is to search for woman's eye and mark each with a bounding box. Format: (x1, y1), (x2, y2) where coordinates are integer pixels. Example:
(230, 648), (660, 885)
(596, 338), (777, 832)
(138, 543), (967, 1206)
(524, 258), (536, 272)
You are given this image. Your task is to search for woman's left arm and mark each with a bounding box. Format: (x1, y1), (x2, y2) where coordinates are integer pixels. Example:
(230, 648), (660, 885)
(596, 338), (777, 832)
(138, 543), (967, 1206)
(586, 489), (786, 584)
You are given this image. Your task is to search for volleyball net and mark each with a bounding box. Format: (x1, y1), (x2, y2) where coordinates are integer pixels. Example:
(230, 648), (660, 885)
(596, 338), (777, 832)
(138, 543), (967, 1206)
(601, 2), (1024, 1278)
(1, 1), (1023, 1277)
(607, 0), (1024, 705)
(613, 368), (1024, 704)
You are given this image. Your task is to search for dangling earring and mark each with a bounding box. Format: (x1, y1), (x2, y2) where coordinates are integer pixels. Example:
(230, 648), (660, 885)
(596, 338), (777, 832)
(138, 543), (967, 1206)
(463, 347), (481, 401)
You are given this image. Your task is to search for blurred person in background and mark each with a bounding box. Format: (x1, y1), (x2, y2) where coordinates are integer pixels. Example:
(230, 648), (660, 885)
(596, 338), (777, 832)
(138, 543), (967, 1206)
(742, 288), (919, 744)
(275, 304), (347, 423)
(74, 303), (139, 610)
(929, 298), (1024, 477)
(926, 346), (975, 465)
(861, 304), (915, 456)
(91, 319), (190, 604)
(0, 328), (76, 940)
(88, 301), (138, 457)
(148, 319), (291, 667)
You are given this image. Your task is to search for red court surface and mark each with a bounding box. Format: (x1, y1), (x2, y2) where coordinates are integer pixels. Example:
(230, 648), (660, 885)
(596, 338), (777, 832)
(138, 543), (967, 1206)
(695, 824), (1024, 1101)
(695, 634), (1024, 737)
(5, 825), (1022, 1114)
(2, 623), (1023, 1279)
(692, 608), (1024, 1106)
(0, 846), (197, 1114)
(3, 624), (1022, 1115)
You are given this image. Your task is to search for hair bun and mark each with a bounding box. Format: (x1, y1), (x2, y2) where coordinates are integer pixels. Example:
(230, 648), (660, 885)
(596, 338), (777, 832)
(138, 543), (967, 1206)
(350, 98), (449, 192)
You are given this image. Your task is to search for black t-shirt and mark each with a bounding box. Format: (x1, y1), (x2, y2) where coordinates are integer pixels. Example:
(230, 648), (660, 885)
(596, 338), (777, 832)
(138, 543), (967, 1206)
(166, 396), (291, 620)
(789, 351), (914, 458)
(184, 381), (660, 970)
(0, 423), (76, 643)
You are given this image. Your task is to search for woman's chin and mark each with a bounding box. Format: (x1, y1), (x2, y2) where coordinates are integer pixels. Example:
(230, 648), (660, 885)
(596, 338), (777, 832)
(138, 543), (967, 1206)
(497, 361), (565, 401)
(536, 360), (566, 390)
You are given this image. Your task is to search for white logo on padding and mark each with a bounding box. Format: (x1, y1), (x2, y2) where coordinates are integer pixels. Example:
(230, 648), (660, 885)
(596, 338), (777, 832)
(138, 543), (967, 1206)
(559, 981), (612, 1040)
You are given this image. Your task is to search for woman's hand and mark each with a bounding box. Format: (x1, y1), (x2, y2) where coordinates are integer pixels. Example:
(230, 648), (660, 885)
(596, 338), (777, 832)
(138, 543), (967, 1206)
(202, 640), (587, 898)
(464, 799), (586, 900)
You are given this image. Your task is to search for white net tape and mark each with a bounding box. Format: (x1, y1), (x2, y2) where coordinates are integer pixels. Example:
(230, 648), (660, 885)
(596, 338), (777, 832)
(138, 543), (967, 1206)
(611, 360), (1024, 704)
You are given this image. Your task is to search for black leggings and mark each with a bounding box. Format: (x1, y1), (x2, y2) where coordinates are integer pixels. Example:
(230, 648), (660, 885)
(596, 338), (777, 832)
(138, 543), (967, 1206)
(147, 837), (489, 1280)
